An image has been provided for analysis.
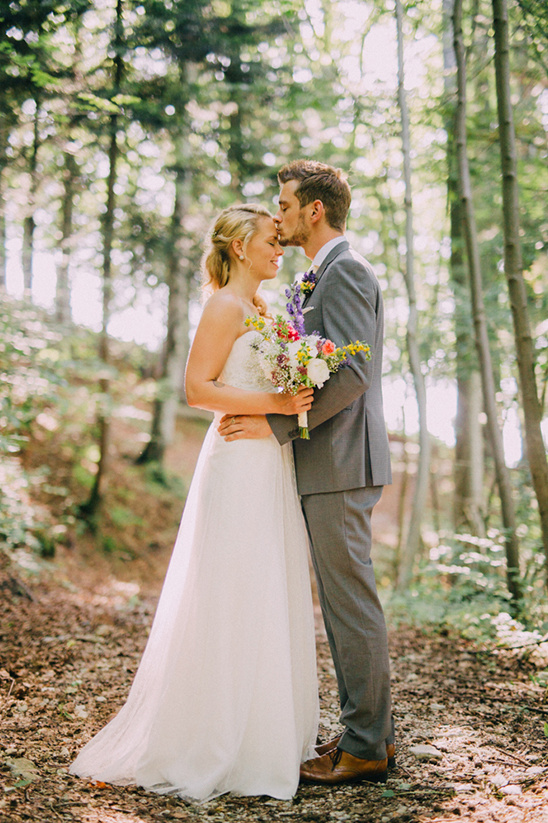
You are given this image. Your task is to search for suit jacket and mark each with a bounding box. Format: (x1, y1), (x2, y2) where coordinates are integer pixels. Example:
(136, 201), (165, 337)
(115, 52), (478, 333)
(268, 240), (392, 495)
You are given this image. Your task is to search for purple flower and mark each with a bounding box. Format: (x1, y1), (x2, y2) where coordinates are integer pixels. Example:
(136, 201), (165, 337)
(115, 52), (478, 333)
(286, 283), (305, 336)
(301, 270), (317, 294)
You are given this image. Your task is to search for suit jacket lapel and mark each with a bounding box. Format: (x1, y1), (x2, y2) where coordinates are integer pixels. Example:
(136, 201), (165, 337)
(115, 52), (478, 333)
(302, 240), (350, 307)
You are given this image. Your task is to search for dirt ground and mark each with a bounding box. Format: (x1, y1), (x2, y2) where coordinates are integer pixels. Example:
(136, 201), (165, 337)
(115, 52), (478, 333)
(1, 568), (547, 823)
(2, 409), (547, 822)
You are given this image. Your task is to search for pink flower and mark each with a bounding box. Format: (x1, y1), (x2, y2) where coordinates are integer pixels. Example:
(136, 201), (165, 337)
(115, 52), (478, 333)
(322, 340), (336, 355)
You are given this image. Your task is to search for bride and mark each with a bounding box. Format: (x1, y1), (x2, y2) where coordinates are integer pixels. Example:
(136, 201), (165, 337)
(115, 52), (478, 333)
(70, 204), (320, 802)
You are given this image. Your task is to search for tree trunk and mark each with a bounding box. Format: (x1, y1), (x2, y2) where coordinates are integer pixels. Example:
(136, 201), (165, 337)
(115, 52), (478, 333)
(394, 0), (431, 590)
(442, 0), (485, 536)
(394, 409), (409, 581)
(454, 370), (485, 534)
(492, 0), (548, 587)
(22, 101), (40, 295)
(226, 54), (246, 199)
(430, 440), (442, 536)
(0, 199), (5, 291)
(137, 130), (191, 467)
(22, 211), (35, 294)
(81, 115), (119, 519)
(80, 0), (124, 521)
(55, 150), (77, 324)
(452, 0), (522, 607)
(0, 126), (6, 291)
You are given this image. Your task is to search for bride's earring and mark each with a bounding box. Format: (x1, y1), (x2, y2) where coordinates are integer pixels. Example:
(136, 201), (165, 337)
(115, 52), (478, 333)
(239, 254), (244, 260)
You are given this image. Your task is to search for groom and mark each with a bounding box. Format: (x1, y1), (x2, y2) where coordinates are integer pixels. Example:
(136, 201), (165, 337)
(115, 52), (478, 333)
(219, 160), (394, 784)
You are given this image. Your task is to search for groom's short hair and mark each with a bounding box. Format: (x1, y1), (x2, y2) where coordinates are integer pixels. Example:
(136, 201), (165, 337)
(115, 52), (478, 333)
(278, 160), (351, 232)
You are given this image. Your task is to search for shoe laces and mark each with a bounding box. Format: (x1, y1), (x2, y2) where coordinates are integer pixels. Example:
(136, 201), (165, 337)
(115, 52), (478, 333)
(328, 748), (343, 770)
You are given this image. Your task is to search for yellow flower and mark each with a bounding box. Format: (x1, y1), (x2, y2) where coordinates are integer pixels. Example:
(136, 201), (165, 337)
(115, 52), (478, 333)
(245, 316), (265, 331)
(343, 341), (370, 357)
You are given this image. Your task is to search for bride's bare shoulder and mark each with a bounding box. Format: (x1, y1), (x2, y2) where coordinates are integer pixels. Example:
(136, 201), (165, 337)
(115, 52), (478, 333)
(198, 291), (245, 330)
(203, 290), (242, 310)
(202, 290), (244, 320)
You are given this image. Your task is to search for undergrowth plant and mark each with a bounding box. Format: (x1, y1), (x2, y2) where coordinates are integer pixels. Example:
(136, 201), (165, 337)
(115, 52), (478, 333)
(388, 526), (548, 645)
(0, 296), (187, 571)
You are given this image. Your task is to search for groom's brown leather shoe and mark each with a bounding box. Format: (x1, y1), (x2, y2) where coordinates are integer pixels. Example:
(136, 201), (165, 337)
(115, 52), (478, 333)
(300, 748), (388, 785)
(315, 735), (396, 768)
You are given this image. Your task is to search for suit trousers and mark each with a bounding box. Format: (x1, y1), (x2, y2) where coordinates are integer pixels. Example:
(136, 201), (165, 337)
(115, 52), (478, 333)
(300, 486), (393, 761)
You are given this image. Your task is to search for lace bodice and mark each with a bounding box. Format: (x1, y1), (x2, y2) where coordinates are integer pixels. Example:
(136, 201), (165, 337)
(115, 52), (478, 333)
(220, 331), (275, 393)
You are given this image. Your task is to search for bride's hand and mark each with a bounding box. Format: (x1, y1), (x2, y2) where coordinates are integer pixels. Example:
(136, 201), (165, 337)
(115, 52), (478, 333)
(274, 386), (314, 416)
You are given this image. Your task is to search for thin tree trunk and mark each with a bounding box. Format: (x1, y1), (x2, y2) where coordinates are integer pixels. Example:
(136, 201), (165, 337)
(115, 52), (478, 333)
(430, 441), (442, 536)
(56, 22), (84, 324)
(22, 212), (35, 293)
(81, 121), (118, 518)
(22, 102), (40, 295)
(452, 0), (522, 607)
(55, 149), (77, 324)
(395, 409), (409, 580)
(0, 202), (5, 290)
(0, 128), (6, 290)
(226, 54), (246, 200)
(492, 0), (548, 587)
(442, 0), (485, 536)
(80, 0), (124, 520)
(137, 130), (191, 467)
(394, 0), (431, 590)
(454, 370), (485, 534)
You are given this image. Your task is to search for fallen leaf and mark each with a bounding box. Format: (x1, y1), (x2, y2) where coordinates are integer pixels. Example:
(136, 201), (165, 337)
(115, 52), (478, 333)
(6, 757), (40, 783)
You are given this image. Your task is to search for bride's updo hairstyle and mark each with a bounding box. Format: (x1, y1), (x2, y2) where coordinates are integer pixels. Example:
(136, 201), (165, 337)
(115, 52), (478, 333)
(202, 203), (274, 316)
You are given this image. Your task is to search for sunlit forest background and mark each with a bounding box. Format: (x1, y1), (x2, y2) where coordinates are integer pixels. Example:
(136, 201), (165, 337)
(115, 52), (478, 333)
(1, 0), (547, 641)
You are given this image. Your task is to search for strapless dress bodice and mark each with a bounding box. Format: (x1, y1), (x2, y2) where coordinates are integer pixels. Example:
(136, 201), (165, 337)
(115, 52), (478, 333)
(220, 330), (275, 393)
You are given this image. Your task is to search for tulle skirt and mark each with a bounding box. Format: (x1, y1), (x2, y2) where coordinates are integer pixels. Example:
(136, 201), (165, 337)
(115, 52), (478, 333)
(70, 423), (319, 801)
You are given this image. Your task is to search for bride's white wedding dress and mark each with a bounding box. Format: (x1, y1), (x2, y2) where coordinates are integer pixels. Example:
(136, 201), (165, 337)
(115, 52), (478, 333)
(70, 331), (319, 802)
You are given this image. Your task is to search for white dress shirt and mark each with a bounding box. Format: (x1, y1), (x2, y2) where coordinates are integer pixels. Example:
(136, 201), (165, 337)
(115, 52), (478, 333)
(310, 235), (346, 271)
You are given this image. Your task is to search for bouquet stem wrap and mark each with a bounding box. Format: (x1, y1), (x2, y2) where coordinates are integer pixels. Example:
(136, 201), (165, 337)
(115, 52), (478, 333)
(298, 411), (310, 439)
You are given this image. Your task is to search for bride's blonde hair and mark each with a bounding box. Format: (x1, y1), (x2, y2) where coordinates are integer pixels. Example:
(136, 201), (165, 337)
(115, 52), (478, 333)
(202, 203), (273, 317)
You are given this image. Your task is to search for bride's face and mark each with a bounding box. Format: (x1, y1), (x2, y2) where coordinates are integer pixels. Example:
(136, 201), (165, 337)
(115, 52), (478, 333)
(243, 218), (284, 280)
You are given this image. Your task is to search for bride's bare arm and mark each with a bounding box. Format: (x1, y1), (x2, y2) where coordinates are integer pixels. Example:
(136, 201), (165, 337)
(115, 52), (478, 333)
(184, 293), (313, 416)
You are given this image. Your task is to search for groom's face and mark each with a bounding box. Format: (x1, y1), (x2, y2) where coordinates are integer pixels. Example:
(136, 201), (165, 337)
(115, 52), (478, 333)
(275, 180), (311, 248)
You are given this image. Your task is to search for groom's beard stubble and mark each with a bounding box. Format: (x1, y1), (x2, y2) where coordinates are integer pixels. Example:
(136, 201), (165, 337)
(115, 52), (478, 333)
(278, 214), (310, 248)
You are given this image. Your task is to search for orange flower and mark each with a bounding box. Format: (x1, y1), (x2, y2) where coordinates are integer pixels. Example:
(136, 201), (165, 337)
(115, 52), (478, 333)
(322, 340), (336, 354)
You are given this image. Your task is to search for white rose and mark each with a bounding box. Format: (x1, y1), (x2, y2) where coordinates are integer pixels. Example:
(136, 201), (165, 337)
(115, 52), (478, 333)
(286, 341), (302, 375)
(306, 358), (330, 387)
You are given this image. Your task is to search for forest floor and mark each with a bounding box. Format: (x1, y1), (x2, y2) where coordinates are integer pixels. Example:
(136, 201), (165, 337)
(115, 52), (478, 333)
(1, 400), (547, 822)
(1, 569), (547, 823)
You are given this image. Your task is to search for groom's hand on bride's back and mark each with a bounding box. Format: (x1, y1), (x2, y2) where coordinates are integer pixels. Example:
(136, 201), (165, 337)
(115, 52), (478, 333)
(218, 414), (273, 441)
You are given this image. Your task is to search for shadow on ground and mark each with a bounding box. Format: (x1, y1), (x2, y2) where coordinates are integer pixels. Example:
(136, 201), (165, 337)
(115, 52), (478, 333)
(1, 574), (547, 823)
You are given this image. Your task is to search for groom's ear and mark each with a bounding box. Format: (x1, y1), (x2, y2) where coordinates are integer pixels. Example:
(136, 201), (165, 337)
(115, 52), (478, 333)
(308, 199), (324, 224)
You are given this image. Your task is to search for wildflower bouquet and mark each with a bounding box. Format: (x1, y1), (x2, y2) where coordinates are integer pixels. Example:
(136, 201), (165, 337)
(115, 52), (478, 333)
(246, 283), (370, 439)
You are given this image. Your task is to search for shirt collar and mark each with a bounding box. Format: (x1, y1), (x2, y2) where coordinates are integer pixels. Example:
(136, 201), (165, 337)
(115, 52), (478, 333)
(311, 235), (346, 270)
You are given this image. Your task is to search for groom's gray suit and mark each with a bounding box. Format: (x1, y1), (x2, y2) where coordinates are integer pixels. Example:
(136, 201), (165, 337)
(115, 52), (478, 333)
(268, 239), (393, 761)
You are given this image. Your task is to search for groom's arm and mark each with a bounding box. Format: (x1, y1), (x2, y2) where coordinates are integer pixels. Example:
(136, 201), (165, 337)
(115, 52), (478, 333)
(218, 254), (382, 444)
(267, 255), (380, 445)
